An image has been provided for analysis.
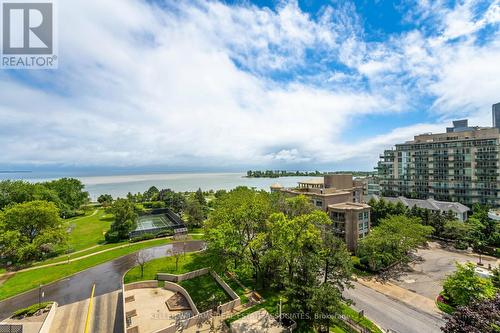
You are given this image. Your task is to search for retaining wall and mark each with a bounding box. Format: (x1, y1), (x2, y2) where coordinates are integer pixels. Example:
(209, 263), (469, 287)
(124, 269), (241, 333)
(157, 268), (209, 282)
(162, 281), (199, 315)
(124, 280), (158, 291)
(38, 302), (58, 333)
(210, 271), (239, 300)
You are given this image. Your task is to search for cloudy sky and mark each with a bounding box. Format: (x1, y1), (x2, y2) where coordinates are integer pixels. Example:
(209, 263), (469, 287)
(1, 0), (500, 173)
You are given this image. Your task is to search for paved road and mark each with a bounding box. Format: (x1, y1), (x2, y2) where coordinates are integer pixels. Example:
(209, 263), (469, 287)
(0, 240), (205, 333)
(345, 282), (445, 333)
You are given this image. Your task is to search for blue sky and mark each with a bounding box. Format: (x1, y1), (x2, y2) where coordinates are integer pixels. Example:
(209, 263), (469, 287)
(1, 0), (500, 173)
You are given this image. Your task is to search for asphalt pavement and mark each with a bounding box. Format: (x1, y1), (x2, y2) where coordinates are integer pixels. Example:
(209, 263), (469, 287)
(345, 281), (445, 333)
(0, 240), (205, 333)
(1, 240), (447, 333)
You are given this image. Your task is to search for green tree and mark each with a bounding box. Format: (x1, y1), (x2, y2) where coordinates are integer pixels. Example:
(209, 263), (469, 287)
(158, 189), (186, 214)
(44, 178), (89, 212)
(491, 265), (500, 289)
(321, 233), (353, 289)
(283, 195), (315, 218)
(143, 186), (159, 201)
(0, 200), (66, 263)
(368, 198), (409, 227)
(442, 220), (472, 242)
(105, 199), (137, 242)
(204, 187), (271, 281)
(442, 262), (496, 307)
(194, 188), (206, 206)
(310, 283), (343, 333)
(97, 194), (113, 207)
(357, 215), (433, 272)
(185, 195), (205, 228)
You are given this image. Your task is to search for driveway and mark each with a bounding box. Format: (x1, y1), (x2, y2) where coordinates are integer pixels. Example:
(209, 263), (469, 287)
(0, 240), (205, 333)
(393, 242), (499, 299)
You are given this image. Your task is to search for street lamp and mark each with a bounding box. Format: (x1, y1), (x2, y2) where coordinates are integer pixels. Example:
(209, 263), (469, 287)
(278, 297), (282, 324)
(38, 284), (44, 306)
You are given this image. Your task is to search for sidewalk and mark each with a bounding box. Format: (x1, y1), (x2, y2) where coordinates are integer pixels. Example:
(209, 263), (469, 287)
(357, 278), (441, 317)
(0, 234), (202, 276)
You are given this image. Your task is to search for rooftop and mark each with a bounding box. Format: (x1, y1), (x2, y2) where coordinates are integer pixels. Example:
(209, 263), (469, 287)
(368, 195), (470, 214)
(328, 202), (370, 210)
(281, 187), (352, 197)
(298, 178), (324, 185)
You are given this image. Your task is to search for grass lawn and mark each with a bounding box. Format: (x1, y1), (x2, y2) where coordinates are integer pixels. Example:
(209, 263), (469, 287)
(222, 275), (249, 304)
(64, 208), (113, 252)
(180, 274), (231, 313)
(124, 252), (212, 283)
(340, 303), (383, 333)
(225, 288), (283, 325)
(224, 288), (381, 333)
(0, 238), (175, 301)
(29, 209), (115, 267)
(188, 227), (204, 234)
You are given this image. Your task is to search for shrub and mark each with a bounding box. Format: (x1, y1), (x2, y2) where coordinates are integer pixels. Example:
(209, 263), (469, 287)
(156, 230), (174, 238)
(436, 294), (455, 314)
(454, 240), (468, 250)
(104, 231), (121, 243)
(129, 233), (155, 243)
(442, 262), (496, 307)
(142, 201), (165, 209)
(12, 302), (51, 318)
(351, 256), (363, 269)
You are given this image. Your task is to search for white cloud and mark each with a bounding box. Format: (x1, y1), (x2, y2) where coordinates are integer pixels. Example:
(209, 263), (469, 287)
(0, 0), (499, 171)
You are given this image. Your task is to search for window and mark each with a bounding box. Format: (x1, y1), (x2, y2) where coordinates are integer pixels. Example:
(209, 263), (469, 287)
(315, 200), (323, 207)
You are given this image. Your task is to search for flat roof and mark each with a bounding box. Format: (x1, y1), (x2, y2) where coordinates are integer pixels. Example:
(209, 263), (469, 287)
(281, 188), (351, 197)
(298, 178), (324, 185)
(328, 202), (370, 210)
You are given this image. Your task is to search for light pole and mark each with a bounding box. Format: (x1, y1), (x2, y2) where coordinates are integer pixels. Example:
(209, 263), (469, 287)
(38, 284), (42, 306)
(278, 297), (282, 324)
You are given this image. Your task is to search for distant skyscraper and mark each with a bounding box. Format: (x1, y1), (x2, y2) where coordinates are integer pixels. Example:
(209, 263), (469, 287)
(493, 102), (500, 129)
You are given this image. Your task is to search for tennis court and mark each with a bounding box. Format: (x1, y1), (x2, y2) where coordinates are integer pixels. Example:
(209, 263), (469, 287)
(136, 214), (174, 231)
(129, 209), (186, 238)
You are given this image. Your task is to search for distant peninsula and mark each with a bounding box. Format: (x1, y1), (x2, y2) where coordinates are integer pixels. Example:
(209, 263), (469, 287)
(0, 170), (32, 173)
(245, 170), (376, 178)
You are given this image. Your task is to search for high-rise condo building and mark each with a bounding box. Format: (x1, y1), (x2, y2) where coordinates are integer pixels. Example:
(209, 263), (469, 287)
(378, 103), (500, 206)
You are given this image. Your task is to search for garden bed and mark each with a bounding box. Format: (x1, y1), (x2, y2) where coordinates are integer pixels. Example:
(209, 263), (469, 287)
(179, 274), (231, 313)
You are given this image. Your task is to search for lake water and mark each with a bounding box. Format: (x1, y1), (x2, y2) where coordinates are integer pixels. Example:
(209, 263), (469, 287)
(0, 172), (321, 200)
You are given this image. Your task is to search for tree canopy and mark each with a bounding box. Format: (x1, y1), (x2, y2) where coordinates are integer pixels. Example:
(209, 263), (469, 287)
(0, 178), (89, 217)
(0, 200), (66, 263)
(357, 215), (433, 272)
(105, 199), (138, 242)
(442, 262), (496, 307)
(204, 188), (354, 328)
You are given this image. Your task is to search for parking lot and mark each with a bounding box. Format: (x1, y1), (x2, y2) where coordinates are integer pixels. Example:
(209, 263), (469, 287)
(393, 242), (499, 299)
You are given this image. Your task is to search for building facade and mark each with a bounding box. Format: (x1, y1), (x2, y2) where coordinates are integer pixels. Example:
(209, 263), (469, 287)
(378, 107), (500, 207)
(329, 202), (370, 250)
(272, 174), (370, 251)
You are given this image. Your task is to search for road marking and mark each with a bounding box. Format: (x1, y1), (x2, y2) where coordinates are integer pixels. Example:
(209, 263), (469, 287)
(84, 284), (95, 333)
